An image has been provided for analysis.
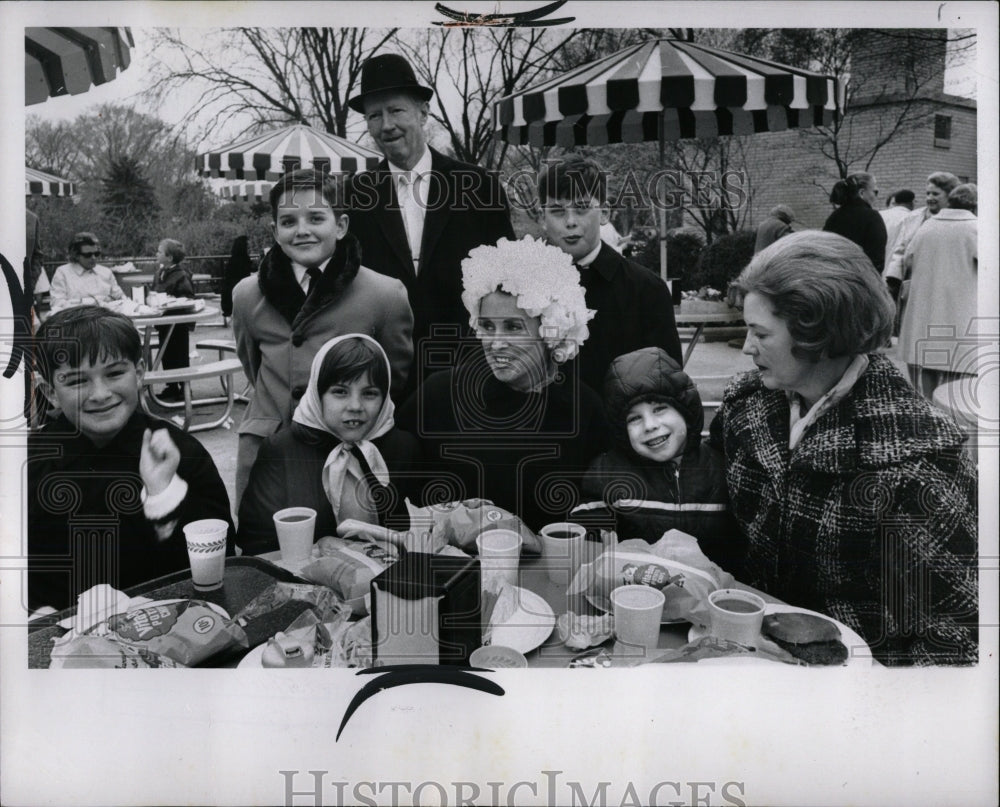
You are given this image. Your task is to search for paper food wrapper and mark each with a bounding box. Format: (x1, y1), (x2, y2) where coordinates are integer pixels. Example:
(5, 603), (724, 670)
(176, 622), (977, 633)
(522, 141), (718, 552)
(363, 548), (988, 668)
(405, 498), (541, 555)
(51, 599), (248, 668)
(567, 529), (735, 624)
(556, 612), (614, 650)
(261, 610), (371, 668)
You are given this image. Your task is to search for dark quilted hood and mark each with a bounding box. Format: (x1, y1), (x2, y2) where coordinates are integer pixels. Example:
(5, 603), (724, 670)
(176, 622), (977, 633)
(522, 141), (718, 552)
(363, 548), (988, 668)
(603, 347), (704, 457)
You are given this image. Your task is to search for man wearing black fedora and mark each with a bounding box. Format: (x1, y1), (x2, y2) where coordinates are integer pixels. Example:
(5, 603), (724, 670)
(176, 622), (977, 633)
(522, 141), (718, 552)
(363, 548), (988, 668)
(346, 53), (514, 397)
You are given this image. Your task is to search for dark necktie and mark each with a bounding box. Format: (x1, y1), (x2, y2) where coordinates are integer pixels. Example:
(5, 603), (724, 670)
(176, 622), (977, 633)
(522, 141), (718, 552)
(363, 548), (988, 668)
(349, 445), (391, 527)
(305, 266), (322, 296)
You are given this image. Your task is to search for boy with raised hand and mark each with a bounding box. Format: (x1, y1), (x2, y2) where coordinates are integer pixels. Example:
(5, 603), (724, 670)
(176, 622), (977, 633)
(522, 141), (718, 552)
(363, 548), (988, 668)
(232, 168), (413, 508)
(538, 155), (683, 394)
(28, 306), (235, 615)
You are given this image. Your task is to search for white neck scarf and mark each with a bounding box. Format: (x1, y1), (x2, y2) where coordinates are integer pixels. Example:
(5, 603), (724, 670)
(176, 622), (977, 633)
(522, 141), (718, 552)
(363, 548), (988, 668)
(291, 334), (395, 515)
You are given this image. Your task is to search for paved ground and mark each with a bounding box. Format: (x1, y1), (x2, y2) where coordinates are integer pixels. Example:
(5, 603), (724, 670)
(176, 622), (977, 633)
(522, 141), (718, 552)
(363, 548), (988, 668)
(175, 295), (902, 517)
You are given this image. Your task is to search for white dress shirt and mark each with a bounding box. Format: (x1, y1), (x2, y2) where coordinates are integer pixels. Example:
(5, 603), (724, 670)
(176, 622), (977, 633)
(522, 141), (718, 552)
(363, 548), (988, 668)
(388, 147), (432, 274)
(49, 262), (125, 311)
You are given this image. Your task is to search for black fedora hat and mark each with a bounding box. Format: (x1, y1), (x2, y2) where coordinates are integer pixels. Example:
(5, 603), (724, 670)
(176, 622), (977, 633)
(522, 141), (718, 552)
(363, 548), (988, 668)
(348, 53), (434, 113)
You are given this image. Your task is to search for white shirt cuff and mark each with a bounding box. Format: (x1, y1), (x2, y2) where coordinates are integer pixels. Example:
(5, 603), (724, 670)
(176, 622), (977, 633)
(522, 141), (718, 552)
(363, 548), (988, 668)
(143, 474), (189, 521)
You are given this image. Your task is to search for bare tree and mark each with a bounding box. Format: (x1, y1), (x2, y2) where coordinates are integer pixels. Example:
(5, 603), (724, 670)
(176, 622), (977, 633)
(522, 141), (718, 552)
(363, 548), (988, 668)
(401, 26), (600, 169)
(144, 27), (399, 141)
(733, 28), (977, 183)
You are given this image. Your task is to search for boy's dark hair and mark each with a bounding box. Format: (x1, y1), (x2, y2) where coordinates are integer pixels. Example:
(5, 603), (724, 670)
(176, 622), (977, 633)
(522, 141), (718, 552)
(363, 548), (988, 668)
(34, 305), (142, 382)
(68, 232), (100, 260)
(317, 337), (389, 397)
(537, 155), (608, 206)
(269, 168), (347, 220)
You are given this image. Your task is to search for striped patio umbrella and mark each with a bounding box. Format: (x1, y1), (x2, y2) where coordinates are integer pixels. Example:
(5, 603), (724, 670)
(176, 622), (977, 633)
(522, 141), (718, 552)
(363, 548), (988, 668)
(25, 27), (134, 106)
(25, 166), (76, 197)
(495, 37), (846, 148)
(197, 123), (382, 182)
(216, 180), (275, 204)
(494, 37), (846, 280)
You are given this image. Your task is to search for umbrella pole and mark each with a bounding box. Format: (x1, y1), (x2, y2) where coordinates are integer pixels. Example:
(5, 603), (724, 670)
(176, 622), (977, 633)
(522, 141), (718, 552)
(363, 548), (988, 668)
(658, 111), (668, 287)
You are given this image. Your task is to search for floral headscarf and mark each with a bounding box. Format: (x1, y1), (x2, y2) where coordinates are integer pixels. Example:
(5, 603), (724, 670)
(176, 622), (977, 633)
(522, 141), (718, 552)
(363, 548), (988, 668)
(461, 236), (596, 363)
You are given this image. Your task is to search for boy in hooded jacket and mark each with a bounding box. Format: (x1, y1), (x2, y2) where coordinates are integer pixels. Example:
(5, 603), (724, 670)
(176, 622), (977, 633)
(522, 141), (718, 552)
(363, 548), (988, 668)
(572, 347), (744, 575)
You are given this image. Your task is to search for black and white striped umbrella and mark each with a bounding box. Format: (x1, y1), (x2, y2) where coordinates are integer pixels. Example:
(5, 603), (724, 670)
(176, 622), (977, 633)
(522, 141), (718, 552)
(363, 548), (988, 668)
(495, 37), (846, 147)
(25, 27), (134, 106)
(25, 166), (76, 197)
(197, 123), (382, 182)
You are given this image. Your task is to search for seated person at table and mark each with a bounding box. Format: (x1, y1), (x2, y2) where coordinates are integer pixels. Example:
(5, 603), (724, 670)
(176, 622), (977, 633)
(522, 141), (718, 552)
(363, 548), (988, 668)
(396, 236), (608, 533)
(538, 155), (682, 393)
(152, 238), (196, 402)
(27, 306), (235, 615)
(49, 232), (125, 312)
(573, 347), (743, 574)
(712, 231), (977, 666)
(232, 168), (414, 509)
(237, 334), (420, 555)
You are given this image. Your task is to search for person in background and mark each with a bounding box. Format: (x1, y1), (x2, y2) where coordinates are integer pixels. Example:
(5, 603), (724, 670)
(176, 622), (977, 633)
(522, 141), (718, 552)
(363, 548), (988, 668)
(221, 235), (254, 324)
(152, 238), (195, 402)
(753, 205), (795, 254)
(879, 189), (914, 273)
(822, 172), (887, 274)
(713, 231), (977, 666)
(232, 168), (413, 509)
(898, 183), (979, 398)
(538, 154), (683, 394)
(883, 171), (960, 302)
(25, 209), (46, 303)
(49, 232), (125, 312)
(28, 306), (235, 614)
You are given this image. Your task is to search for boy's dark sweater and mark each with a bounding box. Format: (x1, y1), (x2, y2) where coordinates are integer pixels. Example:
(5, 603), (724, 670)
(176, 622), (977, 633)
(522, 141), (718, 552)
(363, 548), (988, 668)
(27, 410), (235, 612)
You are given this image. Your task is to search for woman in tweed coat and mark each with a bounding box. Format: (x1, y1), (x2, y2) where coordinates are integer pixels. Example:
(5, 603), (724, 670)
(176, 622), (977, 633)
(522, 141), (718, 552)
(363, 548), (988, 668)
(714, 231), (977, 666)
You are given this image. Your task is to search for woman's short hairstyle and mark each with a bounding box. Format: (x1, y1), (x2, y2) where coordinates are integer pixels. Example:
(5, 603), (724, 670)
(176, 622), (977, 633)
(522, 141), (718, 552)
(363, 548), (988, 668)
(34, 305), (142, 382)
(732, 231), (894, 362)
(68, 232), (100, 260)
(927, 171), (960, 194)
(316, 336), (389, 397)
(159, 238), (186, 265)
(948, 183), (977, 211)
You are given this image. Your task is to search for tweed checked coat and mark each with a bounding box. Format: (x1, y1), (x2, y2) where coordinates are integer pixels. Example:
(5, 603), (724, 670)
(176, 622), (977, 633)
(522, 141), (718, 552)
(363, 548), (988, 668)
(715, 353), (977, 666)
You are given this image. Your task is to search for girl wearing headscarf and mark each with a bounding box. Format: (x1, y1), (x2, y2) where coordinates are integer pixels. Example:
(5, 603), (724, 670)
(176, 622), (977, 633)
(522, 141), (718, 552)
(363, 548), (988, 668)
(237, 334), (419, 555)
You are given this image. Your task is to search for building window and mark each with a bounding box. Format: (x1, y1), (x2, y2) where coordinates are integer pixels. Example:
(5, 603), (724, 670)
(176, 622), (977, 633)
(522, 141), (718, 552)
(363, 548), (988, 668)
(934, 114), (952, 149)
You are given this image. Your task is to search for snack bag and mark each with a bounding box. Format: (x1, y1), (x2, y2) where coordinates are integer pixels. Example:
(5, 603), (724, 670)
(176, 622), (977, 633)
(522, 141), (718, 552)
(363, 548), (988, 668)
(300, 536), (400, 611)
(568, 530), (735, 624)
(104, 600), (248, 666)
(49, 634), (184, 669)
(405, 498), (541, 555)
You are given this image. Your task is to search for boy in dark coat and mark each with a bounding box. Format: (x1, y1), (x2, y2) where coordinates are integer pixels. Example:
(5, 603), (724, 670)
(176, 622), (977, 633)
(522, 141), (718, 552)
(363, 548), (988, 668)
(28, 306), (235, 614)
(574, 347), (743, 574)
(538, 155), (683, 394)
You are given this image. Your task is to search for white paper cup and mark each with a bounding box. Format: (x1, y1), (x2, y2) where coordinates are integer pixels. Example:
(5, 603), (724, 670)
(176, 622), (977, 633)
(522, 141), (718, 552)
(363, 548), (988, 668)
(272, 507), (317, 562)
(611, 585), (665, 651)
(707, 588), (766, 646)
(183, 519), (228, 591)
(476, 529), (522, 587)
(539, 521), (587, 584)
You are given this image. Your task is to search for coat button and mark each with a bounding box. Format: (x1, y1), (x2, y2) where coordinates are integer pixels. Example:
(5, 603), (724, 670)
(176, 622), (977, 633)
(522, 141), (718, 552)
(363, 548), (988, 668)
(292, 334), (304, 347)
(292, 385), (306, 399)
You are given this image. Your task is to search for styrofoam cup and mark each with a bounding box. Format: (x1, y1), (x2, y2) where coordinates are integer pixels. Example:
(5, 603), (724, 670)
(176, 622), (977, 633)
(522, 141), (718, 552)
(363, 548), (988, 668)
(611, 585), (665, 651)
(539, 521), (586, 584)
(476, 529), (522, 587)
(272, 507), (317, 562)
